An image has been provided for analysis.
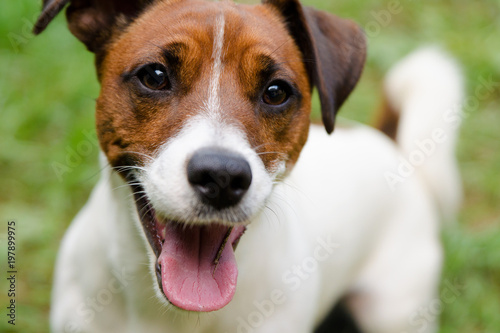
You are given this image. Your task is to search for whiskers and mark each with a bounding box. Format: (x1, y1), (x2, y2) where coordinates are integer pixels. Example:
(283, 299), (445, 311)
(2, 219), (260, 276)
(111, 165), (147, 173)
(256, 151), (288, 159)
(251, 142), (275, 153)
(121, 150), (155, 163)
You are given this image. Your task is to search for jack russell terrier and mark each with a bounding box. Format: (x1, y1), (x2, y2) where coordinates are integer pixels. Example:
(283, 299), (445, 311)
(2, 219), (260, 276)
(34, 0), (463, 332)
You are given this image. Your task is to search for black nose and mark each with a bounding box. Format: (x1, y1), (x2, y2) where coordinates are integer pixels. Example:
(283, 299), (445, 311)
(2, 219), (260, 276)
(187, 148), (252, 209)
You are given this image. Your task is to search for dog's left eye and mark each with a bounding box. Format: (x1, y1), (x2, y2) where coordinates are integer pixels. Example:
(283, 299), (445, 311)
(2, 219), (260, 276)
(263, 81), (291, 106)
(137, 63), (170, 90)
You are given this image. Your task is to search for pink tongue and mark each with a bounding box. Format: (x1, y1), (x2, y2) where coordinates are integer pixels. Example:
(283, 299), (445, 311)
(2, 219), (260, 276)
(158, 223), (245, 312)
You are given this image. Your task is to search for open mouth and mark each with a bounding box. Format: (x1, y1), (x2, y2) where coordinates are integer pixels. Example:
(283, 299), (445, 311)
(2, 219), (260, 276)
(130, 182), (246, 312)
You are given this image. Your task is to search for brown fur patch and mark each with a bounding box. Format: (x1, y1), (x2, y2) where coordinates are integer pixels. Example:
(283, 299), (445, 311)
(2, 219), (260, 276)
(373, 95), (400, 141)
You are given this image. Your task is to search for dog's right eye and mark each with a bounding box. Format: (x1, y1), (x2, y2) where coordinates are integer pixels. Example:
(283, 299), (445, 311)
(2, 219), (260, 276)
(136, 63), (170, 90)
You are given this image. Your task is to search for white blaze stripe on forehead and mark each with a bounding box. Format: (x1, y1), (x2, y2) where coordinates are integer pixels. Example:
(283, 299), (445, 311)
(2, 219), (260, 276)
(205, 12), (226, 117)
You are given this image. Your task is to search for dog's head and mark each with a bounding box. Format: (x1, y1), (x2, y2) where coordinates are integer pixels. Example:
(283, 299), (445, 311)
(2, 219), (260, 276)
(35, 0), (365, 312)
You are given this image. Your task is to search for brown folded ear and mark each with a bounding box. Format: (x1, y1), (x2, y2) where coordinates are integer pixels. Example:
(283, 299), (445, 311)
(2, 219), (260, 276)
(33, 0), (69, 35)
(263, 0), (367, 133)
(33, 0), (155, 53)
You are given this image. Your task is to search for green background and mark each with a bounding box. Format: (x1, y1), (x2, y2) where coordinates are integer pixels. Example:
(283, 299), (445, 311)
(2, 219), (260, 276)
(0, 0), (499, 332)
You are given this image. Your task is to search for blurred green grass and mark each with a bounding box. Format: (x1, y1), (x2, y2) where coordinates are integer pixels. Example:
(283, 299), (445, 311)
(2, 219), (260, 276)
(0, 1), (499, 332)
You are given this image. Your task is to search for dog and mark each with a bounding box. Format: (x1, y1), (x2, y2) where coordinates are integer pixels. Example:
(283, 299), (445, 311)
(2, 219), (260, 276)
(34, 0), (463, 332)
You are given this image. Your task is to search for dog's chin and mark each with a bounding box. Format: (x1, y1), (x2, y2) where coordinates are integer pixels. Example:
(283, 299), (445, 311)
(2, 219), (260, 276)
(130, 182), (248, 313)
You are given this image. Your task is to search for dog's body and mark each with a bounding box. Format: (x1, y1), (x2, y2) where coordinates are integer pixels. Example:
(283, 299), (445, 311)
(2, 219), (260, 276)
(34, 0), (463, 332)
(53, 123), (446, 333)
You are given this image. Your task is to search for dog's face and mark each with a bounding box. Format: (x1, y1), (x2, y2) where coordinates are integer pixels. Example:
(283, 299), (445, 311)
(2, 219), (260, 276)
(98, 0), (312, 222)
(35, 0), (365, 312)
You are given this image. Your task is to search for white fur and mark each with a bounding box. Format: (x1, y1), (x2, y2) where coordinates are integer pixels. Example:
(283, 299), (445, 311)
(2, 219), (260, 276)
(140, 115), (274, 225)
(384, 47), (464, 221)
(50, 48), (463, 333)
(204, 12), (225, 118)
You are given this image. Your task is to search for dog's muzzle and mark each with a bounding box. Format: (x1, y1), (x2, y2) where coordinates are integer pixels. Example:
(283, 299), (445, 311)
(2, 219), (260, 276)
(129, 148), (254, 312)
